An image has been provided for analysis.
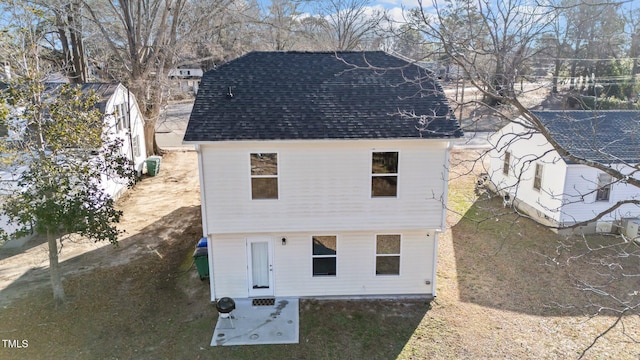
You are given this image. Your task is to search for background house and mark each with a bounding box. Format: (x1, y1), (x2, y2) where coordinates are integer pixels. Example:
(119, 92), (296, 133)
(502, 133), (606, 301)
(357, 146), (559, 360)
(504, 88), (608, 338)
(183, 51), (462, 301)
(0, 82), (146, 248)
(487, 110), (640, 235)
(168, 65), (203, 96)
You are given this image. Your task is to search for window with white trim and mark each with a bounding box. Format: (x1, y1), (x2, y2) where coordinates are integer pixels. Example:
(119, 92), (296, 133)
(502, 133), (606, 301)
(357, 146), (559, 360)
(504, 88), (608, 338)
(376, 234), (400, 275)
(250, 153), (278, 199)
(596, 173), (612, 201)
(132, 135), (141, 158)
(503, 151), (511, 176)
(312, 236), (336, 276)
(371, 151), (398, 197)
(114, 103), (129, 132)
(533, 163), (543, 190)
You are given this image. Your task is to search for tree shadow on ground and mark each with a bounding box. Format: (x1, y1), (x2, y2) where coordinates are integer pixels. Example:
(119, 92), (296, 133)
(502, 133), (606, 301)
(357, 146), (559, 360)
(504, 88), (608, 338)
(0, 205), (203, 308)
(0, 203), (432, 360)
(451, 196), (640, 317)
(0, 205), (219, 360)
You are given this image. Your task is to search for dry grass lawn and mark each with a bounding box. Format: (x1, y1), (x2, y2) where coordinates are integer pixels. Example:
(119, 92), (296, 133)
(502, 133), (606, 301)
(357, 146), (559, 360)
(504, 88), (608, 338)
(0, 150), (638, 359)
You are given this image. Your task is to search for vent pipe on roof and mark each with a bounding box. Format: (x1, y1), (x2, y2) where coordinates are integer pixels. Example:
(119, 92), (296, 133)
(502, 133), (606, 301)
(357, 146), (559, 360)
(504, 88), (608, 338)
(226, 86), (233, 98)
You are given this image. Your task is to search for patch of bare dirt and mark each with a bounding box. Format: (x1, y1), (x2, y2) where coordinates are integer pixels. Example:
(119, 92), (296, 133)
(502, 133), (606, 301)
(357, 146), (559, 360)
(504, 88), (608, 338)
(0, 151), (201, 307)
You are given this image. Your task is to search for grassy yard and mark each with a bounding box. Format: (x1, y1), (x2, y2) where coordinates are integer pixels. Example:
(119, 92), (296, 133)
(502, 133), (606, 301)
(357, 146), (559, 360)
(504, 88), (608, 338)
(0, 150), (638, 359)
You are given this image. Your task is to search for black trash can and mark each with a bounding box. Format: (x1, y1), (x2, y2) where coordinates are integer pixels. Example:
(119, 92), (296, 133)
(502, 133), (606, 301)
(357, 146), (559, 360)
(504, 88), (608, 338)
(193, 247), (209, 280)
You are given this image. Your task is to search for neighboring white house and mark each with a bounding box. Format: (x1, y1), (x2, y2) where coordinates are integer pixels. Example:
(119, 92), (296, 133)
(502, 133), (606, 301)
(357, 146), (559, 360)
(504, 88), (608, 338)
(168, 65), (203, 95)
(0, 82), (147, 247)
(488, 110), (640, 234)
(183, 51), (463, 301)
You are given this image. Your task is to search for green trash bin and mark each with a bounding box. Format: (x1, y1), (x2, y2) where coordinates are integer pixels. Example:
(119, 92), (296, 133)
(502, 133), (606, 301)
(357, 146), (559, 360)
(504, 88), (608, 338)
(146, 156), (162, 176)
(193, 247), (209, 280)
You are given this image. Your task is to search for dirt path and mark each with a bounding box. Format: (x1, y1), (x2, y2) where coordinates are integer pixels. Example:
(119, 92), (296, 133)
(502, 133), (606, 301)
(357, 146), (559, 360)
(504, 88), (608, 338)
(0, 151), (201, 307)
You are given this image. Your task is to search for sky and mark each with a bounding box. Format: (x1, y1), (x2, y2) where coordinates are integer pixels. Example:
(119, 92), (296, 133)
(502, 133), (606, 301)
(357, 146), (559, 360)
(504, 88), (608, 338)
(256, 0), (434, 21)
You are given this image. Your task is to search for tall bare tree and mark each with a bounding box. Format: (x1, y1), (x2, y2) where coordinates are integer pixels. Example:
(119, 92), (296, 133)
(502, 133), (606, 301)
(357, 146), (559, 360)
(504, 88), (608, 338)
(80, 0), (188, 155)
(408, 0), (640, 355)
(314, 0), (385, 51)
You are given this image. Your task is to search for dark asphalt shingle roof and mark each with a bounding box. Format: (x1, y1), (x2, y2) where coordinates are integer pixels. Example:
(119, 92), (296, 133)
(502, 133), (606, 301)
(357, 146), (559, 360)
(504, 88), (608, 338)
(184, 51), (462, 142)
(44, 83), (120, 114)
(533, 110), (640, 164)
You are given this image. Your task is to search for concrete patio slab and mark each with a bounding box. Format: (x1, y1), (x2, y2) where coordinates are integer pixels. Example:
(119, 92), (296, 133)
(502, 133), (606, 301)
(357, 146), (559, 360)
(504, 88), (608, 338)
(211, 298), (299, 346)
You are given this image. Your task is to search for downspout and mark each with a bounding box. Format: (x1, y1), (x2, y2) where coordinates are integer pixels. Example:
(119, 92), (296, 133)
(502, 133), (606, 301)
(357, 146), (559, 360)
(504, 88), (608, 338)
(194, 144), (215, 301)
(431, 140), (455, 298)
(126, 86), (136, 173)
(440, 140), (454, 231)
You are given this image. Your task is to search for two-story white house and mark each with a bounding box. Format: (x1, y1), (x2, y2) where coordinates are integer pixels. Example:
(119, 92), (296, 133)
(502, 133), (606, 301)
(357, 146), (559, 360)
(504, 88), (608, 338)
(168, 65), (203, 95)
(183, 51), (463, 302)
(0, 82), (147, 247)
(488, 110), (640, 234)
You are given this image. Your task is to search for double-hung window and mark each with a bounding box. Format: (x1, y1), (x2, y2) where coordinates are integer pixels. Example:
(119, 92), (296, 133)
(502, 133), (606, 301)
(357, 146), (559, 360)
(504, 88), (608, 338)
(132, 135), (141, 157)
(376, 235), (401, 275)
(250, 153), (278, 199)
(312, 236), (337, 276)
(533, 163), (543, 191)
(503, 152), (511, 176)
(114, 103), (129, 132)
(596, 173), (612, 201)
(371, 151), (398, 197)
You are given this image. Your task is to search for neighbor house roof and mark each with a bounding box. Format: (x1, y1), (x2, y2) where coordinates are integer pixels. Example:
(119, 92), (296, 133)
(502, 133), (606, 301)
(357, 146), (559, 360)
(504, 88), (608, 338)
(44, 83), (121, 114)
(183, 51), (462, 142)
(533, 110), (640, 164)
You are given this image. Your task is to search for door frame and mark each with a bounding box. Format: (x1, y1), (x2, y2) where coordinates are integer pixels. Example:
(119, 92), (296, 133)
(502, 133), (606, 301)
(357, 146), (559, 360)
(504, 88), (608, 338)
(246, 236), (274, 297)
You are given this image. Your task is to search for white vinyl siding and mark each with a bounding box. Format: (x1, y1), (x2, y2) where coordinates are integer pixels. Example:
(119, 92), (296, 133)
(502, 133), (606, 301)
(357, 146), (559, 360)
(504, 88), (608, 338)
(489, 121), (640, 225)
(488, 122), (567, 223)
(200, 139), (449, 234)
(560, 164), (640, 224)
(209, 230), (436, 299)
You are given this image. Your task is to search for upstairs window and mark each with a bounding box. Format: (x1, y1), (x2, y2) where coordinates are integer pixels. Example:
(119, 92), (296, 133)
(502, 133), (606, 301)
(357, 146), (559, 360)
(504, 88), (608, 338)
(371, 151), (398, 197)
(114, 103), (129, 132)
(250, 153), (278, 199)
(376, 235), (401, 275)
(533, 163), (543, 191)
(312, 236), (337, 276)
(596, 173), (612, 201)
(503, 151), (511, 176)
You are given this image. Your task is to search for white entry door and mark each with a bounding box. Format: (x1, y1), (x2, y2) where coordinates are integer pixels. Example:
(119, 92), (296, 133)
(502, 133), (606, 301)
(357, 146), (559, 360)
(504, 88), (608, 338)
(246, 237), (274, 297)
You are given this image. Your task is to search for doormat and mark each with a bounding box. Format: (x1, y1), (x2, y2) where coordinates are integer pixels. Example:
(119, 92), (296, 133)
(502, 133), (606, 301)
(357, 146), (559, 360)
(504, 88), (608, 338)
(252, 298), (275, 306)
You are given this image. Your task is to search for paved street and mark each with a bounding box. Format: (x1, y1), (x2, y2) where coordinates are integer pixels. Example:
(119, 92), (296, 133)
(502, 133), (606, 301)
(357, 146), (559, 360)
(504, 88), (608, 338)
(156, 101), (194, 150)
